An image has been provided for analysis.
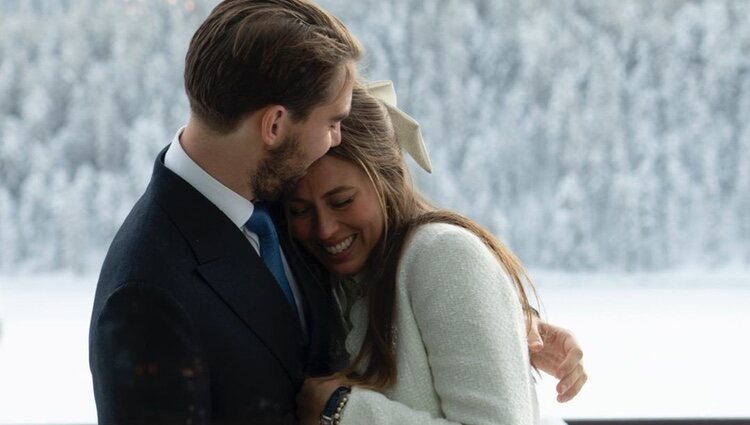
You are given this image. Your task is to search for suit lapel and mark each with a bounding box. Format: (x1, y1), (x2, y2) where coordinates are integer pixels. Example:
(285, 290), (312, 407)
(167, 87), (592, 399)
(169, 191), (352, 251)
(148, 149), (305, 382)
(196, 253), (304, 382)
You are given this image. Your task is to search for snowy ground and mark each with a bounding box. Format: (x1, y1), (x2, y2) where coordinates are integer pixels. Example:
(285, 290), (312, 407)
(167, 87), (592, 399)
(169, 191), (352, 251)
(0, 271), (748, 424)
(531, 269), (750, 421)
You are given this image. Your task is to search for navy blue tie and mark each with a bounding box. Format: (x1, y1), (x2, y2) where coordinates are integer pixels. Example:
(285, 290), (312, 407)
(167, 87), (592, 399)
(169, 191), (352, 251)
(246, 204), (297, 313)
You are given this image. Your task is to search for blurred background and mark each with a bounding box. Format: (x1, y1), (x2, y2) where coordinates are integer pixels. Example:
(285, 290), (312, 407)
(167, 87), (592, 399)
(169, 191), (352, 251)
(0, 0), (748, 423)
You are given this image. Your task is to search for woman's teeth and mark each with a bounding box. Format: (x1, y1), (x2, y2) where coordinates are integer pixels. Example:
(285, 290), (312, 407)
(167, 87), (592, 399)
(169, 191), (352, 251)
(323, 235), (354, 255)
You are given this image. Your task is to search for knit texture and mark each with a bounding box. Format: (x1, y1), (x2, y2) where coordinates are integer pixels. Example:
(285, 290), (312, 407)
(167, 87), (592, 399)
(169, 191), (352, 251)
(340, 223), (537, 425)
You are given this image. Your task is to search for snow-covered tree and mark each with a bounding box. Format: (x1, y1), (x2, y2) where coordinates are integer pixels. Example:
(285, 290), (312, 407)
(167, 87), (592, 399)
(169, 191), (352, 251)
(1, 0), (749, 273)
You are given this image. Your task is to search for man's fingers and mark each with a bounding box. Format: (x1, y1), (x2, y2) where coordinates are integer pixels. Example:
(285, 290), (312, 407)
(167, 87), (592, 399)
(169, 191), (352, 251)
(557, 371), (587, 403)
(527, 315), (545, 353)
(555, 346), (583, 379)
(556, 363), (587, 402)
(556, 363), (581, 393)
(528, 332), (544, 353)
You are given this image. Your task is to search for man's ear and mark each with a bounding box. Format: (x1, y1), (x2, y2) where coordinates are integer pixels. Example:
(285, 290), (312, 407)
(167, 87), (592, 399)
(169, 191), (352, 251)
(259, 105), (290, 149)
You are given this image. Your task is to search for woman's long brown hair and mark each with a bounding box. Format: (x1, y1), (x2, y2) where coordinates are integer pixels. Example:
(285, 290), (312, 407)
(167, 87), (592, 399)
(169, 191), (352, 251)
(310, 84), (538, 389)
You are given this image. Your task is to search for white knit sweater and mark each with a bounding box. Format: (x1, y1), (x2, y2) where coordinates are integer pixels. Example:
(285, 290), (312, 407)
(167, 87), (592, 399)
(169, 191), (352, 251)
(338, 223), (537, 425)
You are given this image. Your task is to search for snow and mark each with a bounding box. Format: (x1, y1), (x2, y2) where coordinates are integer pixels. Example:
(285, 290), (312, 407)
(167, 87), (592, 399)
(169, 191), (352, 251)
(0, 273), (96, 424)
(3, 0), (750, 272)
(2, 2), (749, 422)
(1, 272), (748, 424)
(531, 270), (750, 420)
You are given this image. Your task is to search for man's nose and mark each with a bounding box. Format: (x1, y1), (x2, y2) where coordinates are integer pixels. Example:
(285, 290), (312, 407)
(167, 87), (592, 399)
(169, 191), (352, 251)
(331, 124), (341, 147)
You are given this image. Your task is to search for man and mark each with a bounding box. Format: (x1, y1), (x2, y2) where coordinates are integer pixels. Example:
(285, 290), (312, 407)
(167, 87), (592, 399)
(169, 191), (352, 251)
(90, 1), (360, 424)
(89, 1), (585, 424)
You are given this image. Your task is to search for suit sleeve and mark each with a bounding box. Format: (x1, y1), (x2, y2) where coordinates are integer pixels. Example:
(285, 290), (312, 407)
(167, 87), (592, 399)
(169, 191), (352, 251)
(89, 282), (212, 425)
(340, 225), (535, 425)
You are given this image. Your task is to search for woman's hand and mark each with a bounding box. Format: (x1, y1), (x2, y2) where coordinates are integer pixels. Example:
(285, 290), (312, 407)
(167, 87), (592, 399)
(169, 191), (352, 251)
(297, 374), (349, 425)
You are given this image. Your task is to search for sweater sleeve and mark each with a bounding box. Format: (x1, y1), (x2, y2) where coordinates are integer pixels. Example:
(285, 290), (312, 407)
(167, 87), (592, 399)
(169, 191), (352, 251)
(341, 224), (535, 425)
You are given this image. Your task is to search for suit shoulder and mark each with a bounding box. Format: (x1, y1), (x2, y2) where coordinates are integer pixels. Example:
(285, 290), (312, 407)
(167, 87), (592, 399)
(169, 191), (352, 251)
(96, 193), (194, 304)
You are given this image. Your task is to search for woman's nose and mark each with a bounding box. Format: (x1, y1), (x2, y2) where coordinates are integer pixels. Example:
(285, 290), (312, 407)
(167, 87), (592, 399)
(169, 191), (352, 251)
(315, 210), (338, 241)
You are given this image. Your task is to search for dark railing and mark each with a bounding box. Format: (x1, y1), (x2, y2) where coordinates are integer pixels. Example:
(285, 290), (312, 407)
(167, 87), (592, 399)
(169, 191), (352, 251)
(566, 419), (750, 425)
(16, 420), (750, 425)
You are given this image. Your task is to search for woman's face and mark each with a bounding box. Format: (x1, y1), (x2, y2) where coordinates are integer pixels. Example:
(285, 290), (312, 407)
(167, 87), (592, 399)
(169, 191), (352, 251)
(286, 155), (384, 278)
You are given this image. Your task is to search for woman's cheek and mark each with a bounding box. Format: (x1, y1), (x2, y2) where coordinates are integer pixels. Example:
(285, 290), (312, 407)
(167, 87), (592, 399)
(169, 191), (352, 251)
(289, 219), (309, 243)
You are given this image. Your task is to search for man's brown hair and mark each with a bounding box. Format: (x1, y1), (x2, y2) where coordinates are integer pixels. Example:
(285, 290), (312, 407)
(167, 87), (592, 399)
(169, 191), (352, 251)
(184, 0), (362, 132)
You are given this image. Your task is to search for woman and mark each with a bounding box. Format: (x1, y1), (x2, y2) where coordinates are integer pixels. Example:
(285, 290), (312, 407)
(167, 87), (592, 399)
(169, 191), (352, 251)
(286, 82), (539, 425)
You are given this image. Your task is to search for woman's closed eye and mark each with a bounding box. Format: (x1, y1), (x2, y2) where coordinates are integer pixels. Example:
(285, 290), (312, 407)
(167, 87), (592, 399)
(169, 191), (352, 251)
(330, 197), (354, 209)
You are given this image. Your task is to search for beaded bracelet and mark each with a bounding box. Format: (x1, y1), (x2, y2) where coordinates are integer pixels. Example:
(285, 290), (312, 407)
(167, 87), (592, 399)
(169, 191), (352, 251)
(330, 391), (350, 424)
(320, 386), (351, 425)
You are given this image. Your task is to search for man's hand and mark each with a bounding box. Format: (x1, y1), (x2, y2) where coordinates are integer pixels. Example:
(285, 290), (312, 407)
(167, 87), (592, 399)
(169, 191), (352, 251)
(528, 317), (587, 403)
(296, 374), (348, 425)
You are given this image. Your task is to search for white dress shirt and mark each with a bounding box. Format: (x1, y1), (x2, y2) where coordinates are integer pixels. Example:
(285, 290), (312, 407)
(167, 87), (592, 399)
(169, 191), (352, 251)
(164, 127), (308, 336)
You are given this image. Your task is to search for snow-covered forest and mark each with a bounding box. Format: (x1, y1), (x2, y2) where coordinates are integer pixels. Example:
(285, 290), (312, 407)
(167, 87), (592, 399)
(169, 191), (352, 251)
(1, 0), (749, 273)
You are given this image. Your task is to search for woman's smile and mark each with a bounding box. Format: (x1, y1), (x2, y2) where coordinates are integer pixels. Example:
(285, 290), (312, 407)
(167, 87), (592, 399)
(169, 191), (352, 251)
(322, 234), (356, 256)
(287, 155), (384, 277)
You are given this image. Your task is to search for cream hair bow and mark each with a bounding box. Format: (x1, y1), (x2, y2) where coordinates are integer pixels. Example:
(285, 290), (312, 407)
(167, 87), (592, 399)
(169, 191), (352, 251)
(366, 80), (432, 173)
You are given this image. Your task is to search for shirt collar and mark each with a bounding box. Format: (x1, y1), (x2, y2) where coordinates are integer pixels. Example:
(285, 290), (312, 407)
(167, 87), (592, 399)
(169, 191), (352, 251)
(164, 126), (254, 228)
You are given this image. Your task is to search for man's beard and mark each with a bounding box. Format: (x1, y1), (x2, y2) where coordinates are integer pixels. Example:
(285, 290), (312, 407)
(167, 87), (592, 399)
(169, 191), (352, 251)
(251, 133), (307, 202)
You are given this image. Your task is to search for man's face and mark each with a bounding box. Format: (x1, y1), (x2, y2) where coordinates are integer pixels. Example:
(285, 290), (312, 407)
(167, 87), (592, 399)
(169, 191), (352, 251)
(291, 65), (355, 165)
(251, 131), (303, 202)
(250, 65), (355, 201)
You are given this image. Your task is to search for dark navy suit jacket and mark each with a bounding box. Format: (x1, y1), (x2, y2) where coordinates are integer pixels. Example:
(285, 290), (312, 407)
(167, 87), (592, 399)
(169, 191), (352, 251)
(89, 149), (346, 425)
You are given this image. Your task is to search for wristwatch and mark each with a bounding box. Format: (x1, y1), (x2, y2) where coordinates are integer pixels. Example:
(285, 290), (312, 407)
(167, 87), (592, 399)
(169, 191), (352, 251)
(320, 385), (351, 425)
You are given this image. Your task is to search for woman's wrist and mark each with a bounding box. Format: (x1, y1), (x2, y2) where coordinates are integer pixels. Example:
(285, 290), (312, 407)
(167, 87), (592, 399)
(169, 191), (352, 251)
(320, 385), (351, 425)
